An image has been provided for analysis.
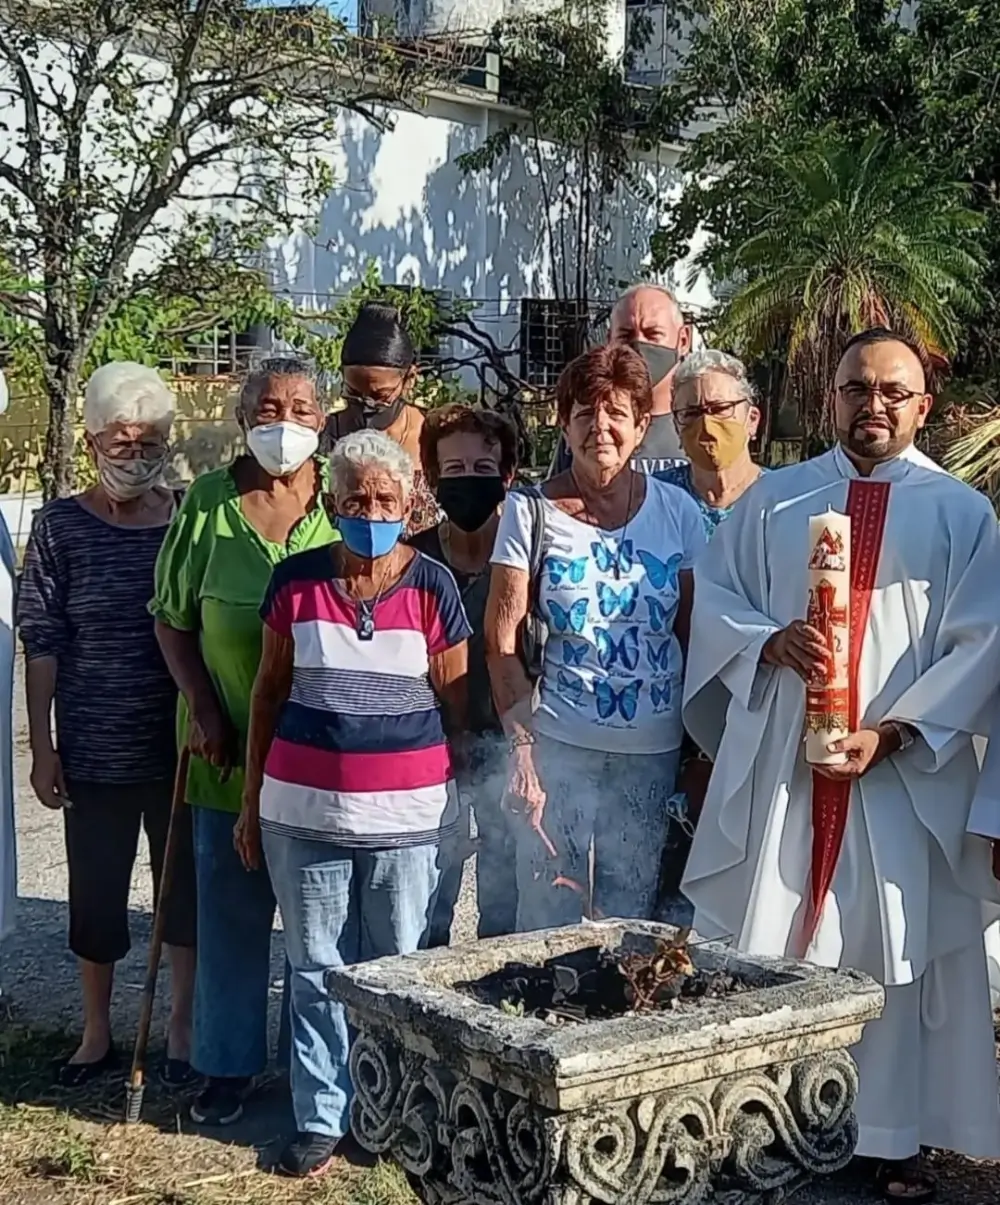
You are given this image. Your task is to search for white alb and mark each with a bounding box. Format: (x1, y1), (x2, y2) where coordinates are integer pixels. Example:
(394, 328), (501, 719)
(683, 442), (1000, 1162)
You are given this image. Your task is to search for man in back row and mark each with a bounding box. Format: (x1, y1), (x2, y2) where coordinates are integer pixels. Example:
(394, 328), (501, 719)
(548, 283), (691, 476)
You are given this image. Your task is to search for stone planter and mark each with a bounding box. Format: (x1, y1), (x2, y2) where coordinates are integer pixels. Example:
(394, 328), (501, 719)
(326, 920), (884, 1205)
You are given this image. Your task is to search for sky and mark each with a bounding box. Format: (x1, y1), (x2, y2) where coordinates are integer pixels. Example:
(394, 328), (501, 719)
(255, 0), (359, 28)
(328, 0), (357, 25)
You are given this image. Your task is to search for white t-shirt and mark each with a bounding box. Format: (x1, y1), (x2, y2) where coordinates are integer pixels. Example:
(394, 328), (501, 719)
(491, 478), (706, 754)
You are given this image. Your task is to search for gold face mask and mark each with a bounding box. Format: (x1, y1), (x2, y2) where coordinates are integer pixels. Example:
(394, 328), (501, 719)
(681, 414), (749, 471)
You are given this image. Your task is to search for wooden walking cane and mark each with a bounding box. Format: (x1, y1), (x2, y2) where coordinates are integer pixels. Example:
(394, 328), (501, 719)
(124, 745), (191, 1124)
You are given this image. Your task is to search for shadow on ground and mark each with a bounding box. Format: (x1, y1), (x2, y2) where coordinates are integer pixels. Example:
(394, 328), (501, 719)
(0, 896), (294, 1169)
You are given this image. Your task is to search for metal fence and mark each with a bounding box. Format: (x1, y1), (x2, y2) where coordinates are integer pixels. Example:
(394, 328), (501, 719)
(152, 289), (708, 389)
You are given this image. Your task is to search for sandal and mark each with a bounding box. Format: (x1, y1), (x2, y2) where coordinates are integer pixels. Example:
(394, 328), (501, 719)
(875, 1157), (938, 1203)
(54, 1044), (120, 1088)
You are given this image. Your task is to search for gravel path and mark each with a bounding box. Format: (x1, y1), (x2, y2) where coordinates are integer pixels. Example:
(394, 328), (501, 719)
(1, 655), (996, 1202)
(0, 655), (478, 1044)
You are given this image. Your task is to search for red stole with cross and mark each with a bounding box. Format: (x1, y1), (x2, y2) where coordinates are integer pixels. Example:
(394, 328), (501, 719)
(798, 479), (891, 956)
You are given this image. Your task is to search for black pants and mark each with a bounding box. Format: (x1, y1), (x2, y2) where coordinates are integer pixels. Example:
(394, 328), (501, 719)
(64, 778), (196, 965)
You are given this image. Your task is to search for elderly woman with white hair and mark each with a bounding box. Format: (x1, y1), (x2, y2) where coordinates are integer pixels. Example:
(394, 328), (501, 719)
(654, 348), (766, 920)
(657, 349), (764, 536)
(151, 356), (334, 1129)
(235, 429), (470, 1178)
(17, 361), (196, 1088)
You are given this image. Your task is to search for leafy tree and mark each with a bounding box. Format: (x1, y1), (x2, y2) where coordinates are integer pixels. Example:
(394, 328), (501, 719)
(650, 0), (920, 275)
(0, 0), (444, 497)
(457, 0), (676, 358)
(650, 0), (1000, 441)
(708, 133), (986, 437)
(259, 261), (463, 382)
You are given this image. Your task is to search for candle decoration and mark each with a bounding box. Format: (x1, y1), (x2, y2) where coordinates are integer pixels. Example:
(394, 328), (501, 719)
(805, 507), (851, 766)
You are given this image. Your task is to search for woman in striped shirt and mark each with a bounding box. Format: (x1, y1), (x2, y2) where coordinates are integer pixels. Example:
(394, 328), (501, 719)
(235, 429), (470, 1178)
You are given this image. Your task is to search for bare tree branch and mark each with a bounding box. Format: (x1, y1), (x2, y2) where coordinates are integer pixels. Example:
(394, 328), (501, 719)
(0, 0), (464, 495)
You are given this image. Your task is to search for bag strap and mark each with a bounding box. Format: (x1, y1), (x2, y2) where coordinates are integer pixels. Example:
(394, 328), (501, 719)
(523, 484), (545, 586)
(508, 484), (546, 617)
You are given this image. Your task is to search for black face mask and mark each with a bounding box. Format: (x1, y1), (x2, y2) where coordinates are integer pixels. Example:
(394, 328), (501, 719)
(630, 340), (678, 386)
(350, 393), (406, 431)
(436, 475), (506, 533)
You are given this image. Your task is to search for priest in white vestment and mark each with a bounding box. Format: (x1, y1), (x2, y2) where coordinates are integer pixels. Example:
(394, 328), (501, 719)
(0, 368), (17, 948)
(682, 329), (1000, 1201)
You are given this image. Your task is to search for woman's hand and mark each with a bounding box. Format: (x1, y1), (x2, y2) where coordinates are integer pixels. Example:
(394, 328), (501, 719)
(676, 755), (712, 824)
(188, 699), (236, 780)
(30, 746), (70, 810)
(505, 743), (556, 857)
(233, 800), (262, 871)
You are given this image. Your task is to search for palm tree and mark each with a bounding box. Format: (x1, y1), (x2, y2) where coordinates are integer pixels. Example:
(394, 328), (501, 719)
(702, 132), (987, 440)
(941, 402), (1000, 506)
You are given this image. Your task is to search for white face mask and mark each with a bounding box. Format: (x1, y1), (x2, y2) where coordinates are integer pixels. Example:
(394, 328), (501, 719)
(97, 453), (167, 501)
(246, 421), (319, 477)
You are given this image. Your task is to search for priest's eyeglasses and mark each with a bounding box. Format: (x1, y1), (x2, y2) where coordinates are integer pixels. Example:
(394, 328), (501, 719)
(837, 382), (925, 409)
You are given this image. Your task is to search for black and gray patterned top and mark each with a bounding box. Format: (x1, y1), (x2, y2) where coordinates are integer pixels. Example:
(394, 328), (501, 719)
(16, 498), (179, 784)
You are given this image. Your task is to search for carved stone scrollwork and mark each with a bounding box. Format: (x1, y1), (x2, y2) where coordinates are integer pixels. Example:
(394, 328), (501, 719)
(349, 1029), (861, 1205)
(560, 1089), (718, 1204)
(711, 1050), (859, 1199)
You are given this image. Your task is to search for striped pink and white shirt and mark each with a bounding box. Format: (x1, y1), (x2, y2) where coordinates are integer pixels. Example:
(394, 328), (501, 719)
(259, 547), (471, 847)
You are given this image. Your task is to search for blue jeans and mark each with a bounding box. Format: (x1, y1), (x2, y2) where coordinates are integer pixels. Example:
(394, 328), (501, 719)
(514, 738), (682, 932)
(262, 831), (441, 1139)
(191, 806), (290, 1078)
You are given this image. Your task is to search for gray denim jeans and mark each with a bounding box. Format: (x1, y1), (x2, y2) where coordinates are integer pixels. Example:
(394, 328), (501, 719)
(513, 735), (681, 932)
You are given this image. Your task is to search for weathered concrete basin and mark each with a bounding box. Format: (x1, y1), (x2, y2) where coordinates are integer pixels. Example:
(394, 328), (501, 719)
(326, 920), (884, 1204)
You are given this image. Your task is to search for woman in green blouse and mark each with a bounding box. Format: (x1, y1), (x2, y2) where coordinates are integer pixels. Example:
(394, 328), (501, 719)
(152, 357), (336, 1128)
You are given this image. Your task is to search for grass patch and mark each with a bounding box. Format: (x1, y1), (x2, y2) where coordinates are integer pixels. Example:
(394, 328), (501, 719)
(0, 1022), (418, 1205)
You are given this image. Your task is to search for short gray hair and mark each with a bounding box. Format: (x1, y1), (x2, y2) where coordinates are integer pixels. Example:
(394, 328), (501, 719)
(83, 362), (175, 435)
(238, 356), (324, 417)
(673, 349), (756, 405)
(329, 429), (414, 500)
(611, 283), (685, 325)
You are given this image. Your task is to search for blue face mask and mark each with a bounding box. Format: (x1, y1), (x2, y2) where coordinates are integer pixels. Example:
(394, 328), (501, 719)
(335, 514), (404, 559)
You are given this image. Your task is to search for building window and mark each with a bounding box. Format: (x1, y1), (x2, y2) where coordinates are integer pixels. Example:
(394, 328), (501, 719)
(518, 299), (590, 388)
(161, 324), (273, 377)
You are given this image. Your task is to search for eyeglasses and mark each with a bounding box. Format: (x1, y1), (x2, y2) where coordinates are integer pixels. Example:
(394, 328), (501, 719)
(672, 400), (744, 427)
(99, 442), (168, 462)
(837, 383), (925, 409)
(343, 389), (402, 408)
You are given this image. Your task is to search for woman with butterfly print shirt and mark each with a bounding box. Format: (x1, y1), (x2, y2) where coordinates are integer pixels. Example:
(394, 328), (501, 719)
(486, 345), (705, 932)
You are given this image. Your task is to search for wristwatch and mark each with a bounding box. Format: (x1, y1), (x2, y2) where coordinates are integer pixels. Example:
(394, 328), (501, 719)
(885, 721), (916, 752)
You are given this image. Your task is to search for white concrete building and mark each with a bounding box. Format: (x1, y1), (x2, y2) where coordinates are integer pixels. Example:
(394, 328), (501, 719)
(263, 86), (712, 382)
(0, 0), (707, 523)
(261, 1), (712, 388)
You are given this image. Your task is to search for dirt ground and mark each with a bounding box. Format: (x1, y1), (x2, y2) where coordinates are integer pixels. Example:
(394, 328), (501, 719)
(1, 657), (999, 1204)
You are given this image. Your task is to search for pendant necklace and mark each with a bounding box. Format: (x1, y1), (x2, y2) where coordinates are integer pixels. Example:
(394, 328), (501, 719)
(349, 558), (393, 642)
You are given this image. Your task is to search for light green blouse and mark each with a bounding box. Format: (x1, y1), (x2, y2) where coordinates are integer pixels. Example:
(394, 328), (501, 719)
(150, 459), (337, 812)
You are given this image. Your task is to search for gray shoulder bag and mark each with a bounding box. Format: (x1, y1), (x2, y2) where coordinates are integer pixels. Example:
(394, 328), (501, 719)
(516, 485), (547, 682)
